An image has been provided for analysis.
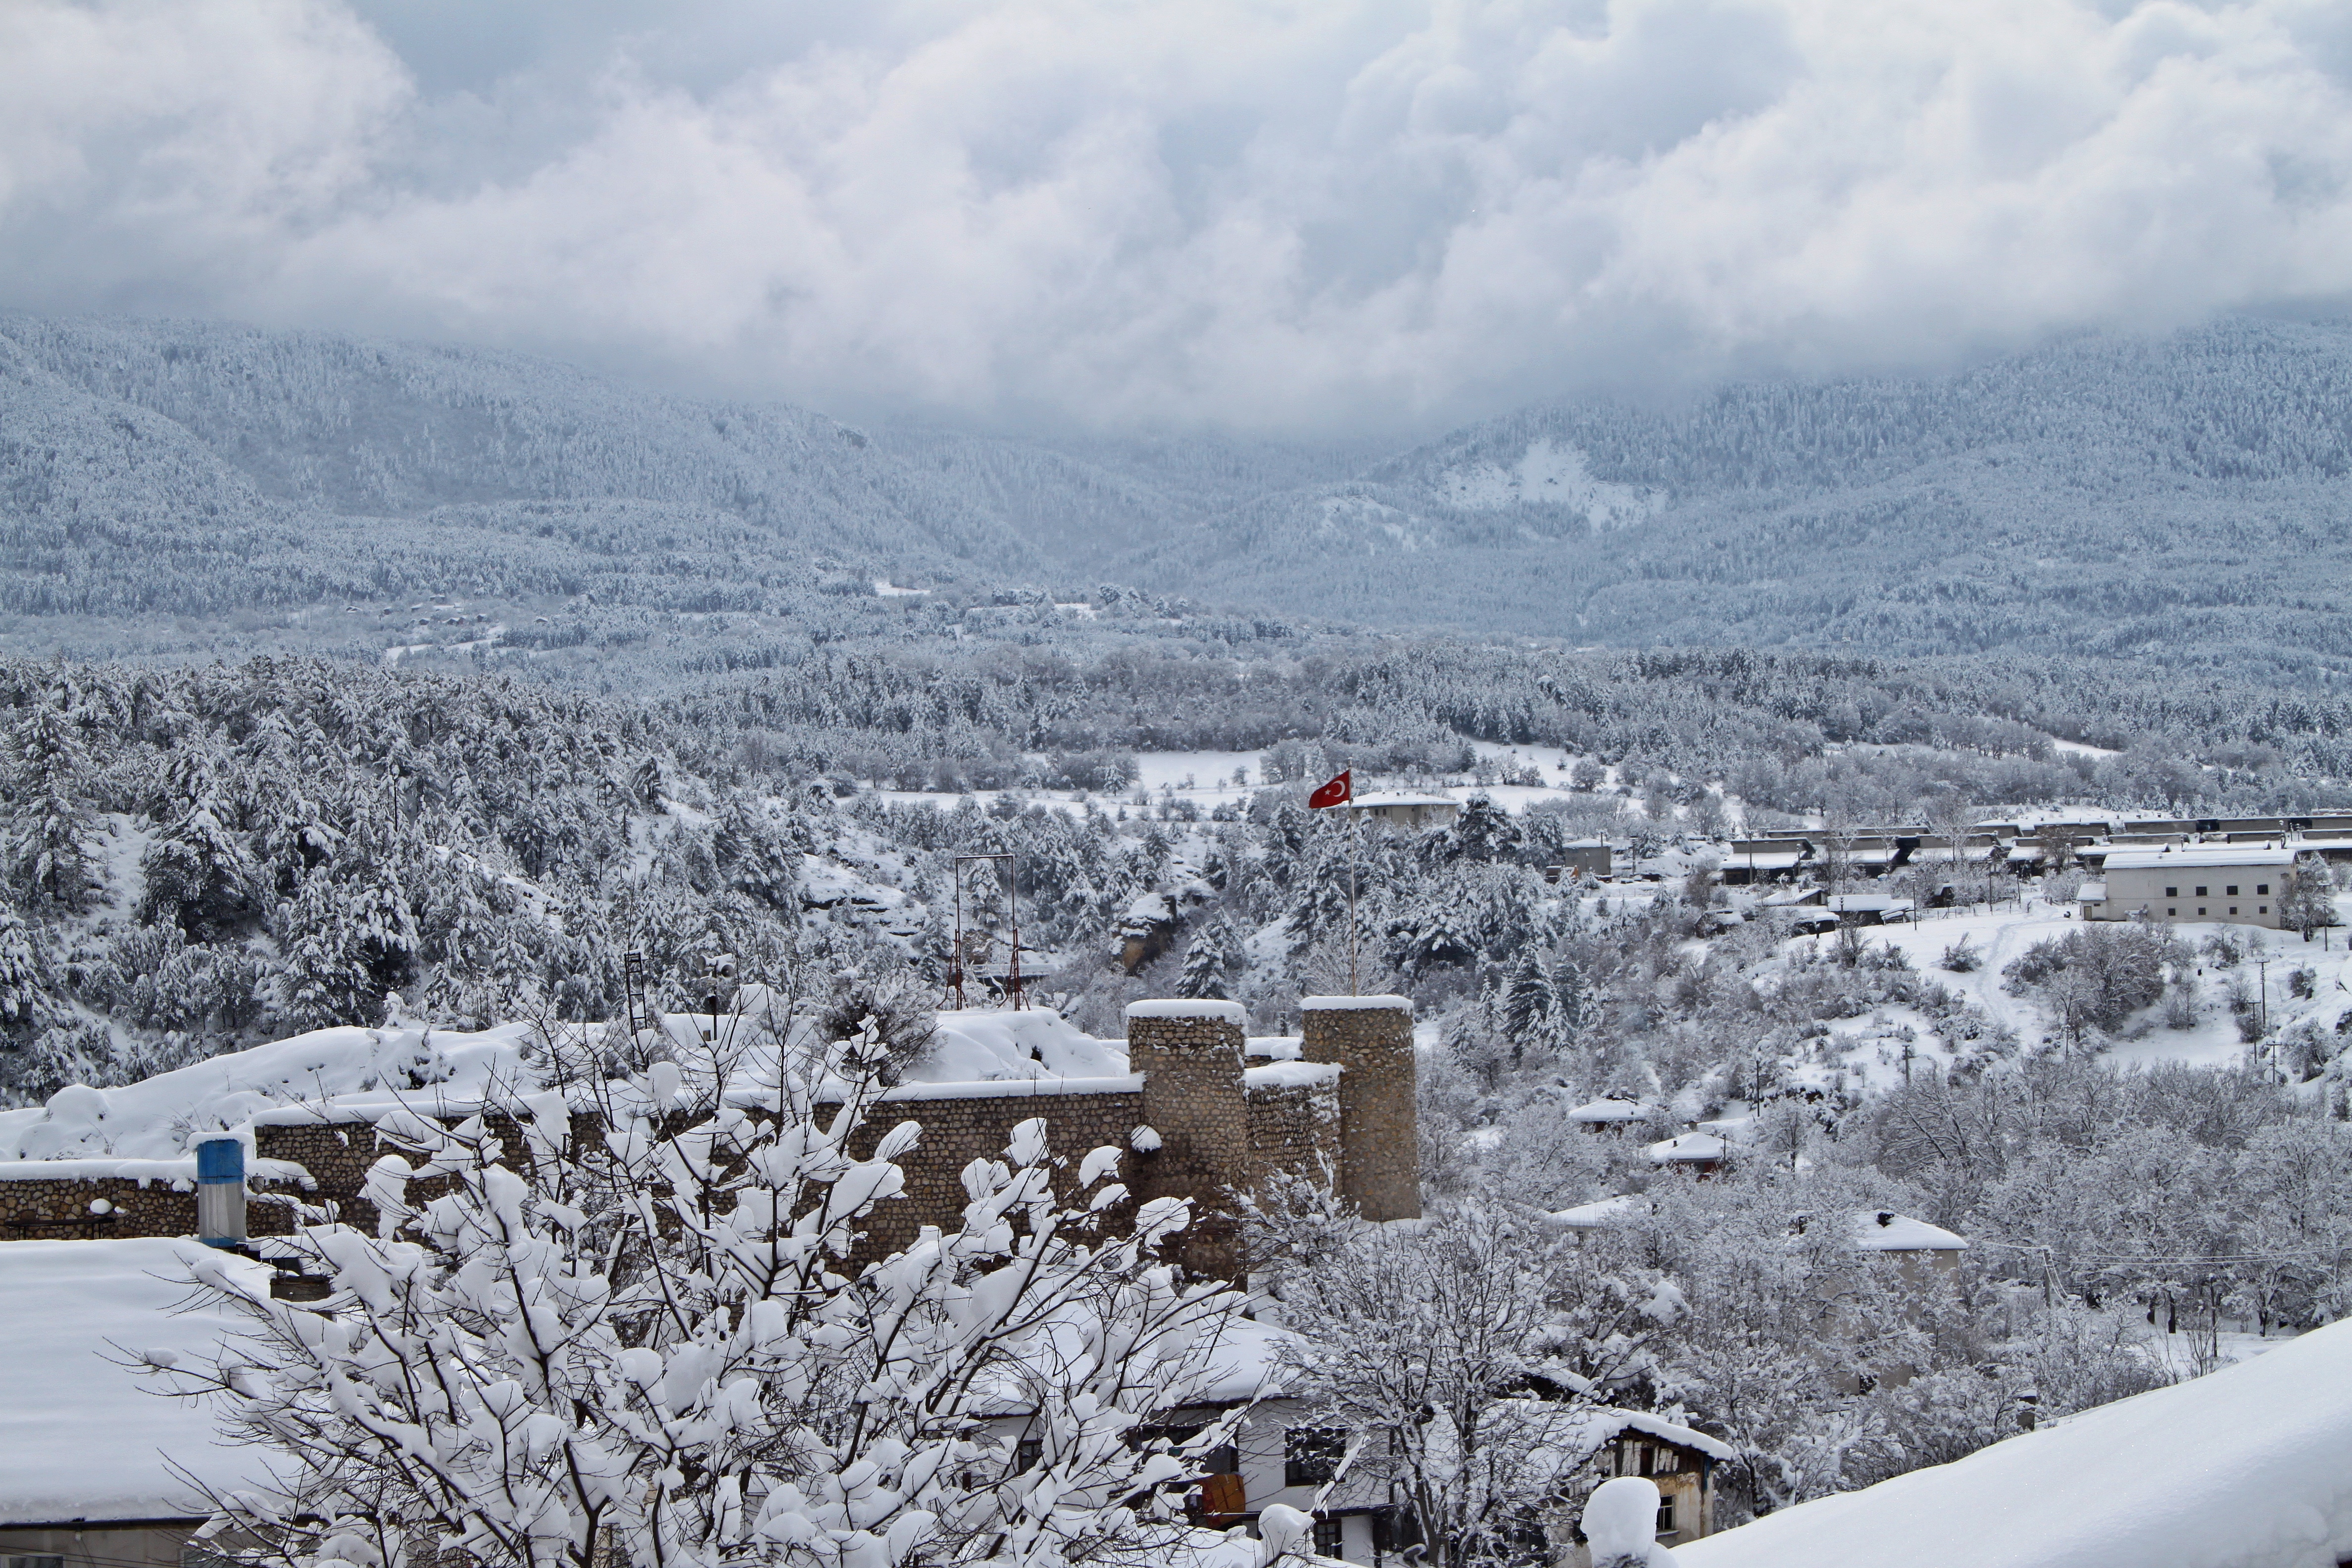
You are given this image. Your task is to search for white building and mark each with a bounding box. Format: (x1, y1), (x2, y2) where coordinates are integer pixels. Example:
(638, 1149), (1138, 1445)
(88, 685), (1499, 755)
(2082, 843), (2298, 928)
(1348, 791), (1461, 831)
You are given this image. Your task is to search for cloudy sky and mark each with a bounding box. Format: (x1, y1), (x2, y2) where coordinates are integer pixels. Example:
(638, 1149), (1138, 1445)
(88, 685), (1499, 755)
(5, 0), (2352, 433)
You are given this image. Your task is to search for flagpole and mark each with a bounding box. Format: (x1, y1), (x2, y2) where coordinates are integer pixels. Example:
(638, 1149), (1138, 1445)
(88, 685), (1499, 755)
(1348, 806), (1360, 996)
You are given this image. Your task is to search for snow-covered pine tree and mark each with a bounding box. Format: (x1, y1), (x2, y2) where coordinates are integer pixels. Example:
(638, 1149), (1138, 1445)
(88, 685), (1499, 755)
(144, 1013), (1249, 1568)
(5, 684), (103, 911)
(1176, 918), (1237, 1000)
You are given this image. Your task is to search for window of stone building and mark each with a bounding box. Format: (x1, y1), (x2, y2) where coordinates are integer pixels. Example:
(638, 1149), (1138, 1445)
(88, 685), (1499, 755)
(2168, 908), (2177, 916)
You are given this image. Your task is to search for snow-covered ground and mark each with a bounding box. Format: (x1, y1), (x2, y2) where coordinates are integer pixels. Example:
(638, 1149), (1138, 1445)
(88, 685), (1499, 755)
(1774, 893), (2352, 1078)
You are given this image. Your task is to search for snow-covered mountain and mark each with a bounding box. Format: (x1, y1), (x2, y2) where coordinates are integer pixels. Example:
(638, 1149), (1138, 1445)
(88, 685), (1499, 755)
(10, 311), (2352, 675)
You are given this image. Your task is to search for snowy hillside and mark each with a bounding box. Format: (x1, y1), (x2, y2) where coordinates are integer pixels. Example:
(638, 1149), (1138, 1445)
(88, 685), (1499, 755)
(1112, 318), (2352, 674)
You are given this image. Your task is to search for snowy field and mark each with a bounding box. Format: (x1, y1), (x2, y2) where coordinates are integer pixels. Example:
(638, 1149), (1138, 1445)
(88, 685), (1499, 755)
(1782, 893), (2352, 1085)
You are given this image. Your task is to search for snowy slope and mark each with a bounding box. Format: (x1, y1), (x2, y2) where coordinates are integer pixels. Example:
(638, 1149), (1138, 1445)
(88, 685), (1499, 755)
(0, 1239), (278, 1524)
(1681, 1313), (2352, 1568)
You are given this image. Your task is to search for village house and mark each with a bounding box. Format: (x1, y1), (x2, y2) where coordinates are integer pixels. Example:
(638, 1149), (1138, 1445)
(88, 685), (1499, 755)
(1347, 790), (1462, 831)
(2080, 843), (2301, 928)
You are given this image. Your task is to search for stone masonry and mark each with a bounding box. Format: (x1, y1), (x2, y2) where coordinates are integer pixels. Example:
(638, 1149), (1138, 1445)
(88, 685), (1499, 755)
(1124, 1000), (1255, 1278)
(0, 998), (1418, 1276)
(1300, 995), (1420, 1221)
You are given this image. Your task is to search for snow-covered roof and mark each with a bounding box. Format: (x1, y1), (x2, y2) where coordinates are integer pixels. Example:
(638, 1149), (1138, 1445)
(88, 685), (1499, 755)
(1566, 1098), (1649, 1124)
(0, 1010), (1133, 1164)
(1680, 1314), (2352, 1568)
(1647, 1132), (1729, 1165)
(1563, 1408), (1738, 1465)
(2102, 844), (2301, 870)
(1351, 791), (1459, 809)
(1852, 1211), (1968, 1252)
(1548, 1195), (1642, 1229)
(2077, 880), (2107, 901)
(0, 1239), (277, 1524)
(1298, 994), (1412, 1012)
(1826, 894), (1913, 914)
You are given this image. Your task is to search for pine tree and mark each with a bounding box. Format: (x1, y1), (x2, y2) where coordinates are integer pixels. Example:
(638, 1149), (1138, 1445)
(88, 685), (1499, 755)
(5, 689), (102, 911)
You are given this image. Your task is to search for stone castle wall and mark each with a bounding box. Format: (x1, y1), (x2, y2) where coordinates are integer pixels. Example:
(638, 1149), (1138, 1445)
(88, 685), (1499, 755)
(0, 1000), (1416, 1272)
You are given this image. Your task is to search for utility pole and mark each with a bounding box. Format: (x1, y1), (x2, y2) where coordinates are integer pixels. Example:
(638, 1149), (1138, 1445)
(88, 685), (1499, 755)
(2257, 956), (2271, 1044)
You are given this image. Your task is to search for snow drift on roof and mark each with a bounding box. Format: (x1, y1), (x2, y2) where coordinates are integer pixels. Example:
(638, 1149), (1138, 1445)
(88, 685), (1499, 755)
(0, 1009), (1130, 1164)
(0, 1239), (277, 1524)
(2102, 844), (2300, 870)
(1681, 1315), (2352, 1568)
(1852, 1211), (1968, 1251)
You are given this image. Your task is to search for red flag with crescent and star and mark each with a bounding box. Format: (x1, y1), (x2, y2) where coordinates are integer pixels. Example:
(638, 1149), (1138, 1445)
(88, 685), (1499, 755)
(1308, 770), (1352, 809)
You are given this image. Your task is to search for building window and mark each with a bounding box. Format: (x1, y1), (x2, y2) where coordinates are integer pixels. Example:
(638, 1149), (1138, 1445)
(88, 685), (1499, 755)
(2260, 905), (2268, 914)
(12, 1557), (66, 1568)
(2226, 885), (2239, 896)
(2167, 908), (2177, 917)
(2165, 886), (2178, 897)
(1014, 1438), (1043, 1473)
(2230, 907), (2238, 916)
(1285, 1427), (1348, 1486)
(2198, 907), (2207, 916)
(1658, 1493), (1677, 1534)
(1313, 1517), (1345, 1557)
(2196, 886), (2208, 896)
(2258, 883), (2270, 894)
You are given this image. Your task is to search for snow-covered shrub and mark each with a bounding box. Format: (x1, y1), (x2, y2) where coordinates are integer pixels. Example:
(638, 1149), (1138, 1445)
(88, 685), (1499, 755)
(1938, 937), (1980, 974)
(143, 1015), (1246, 1568)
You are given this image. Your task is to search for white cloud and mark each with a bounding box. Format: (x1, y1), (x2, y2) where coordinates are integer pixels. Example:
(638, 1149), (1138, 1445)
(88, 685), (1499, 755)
(5, 0), (2352, 431)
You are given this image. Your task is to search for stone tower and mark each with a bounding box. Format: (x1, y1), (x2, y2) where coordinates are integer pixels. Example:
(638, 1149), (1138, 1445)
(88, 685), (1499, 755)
(1300, 994), (1420, 1220)
(1124, 999), (1253, 1279)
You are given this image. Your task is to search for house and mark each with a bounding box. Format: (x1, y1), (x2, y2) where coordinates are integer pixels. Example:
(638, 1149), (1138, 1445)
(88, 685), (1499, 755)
(1646, 1132), (1730, 1176)
(1852, 1210), (1968, 1282)
(2081, 843), (2300, 929)
(1547, 1194), (1643, 1233)
(1678, 1307), (2352, 1568)
(1826, 893), (1913, 927)
(1349, 790), (1461, 831)
(1560, 1412), (1734, 1564)
(1556, 840), (1613, 880)
(1721, 840), (1811, 885)
(1565, 1096), (1651, 1132)
(0, 1239), (278, 1568)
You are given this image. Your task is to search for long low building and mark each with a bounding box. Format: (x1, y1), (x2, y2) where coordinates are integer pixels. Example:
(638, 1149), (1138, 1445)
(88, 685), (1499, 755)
(2082, 843), (2298, 929)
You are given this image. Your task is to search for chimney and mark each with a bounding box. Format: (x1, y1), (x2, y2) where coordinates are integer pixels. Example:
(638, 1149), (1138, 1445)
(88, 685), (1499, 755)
(195, 1135), (247, 1248)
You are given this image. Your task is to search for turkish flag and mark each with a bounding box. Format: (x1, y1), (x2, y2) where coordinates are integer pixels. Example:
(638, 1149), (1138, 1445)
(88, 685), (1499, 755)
(1308, 770), (1352, 809)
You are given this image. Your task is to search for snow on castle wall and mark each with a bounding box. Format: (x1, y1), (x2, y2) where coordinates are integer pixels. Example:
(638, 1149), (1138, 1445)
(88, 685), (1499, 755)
(0, 1004), (1407, 1274)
